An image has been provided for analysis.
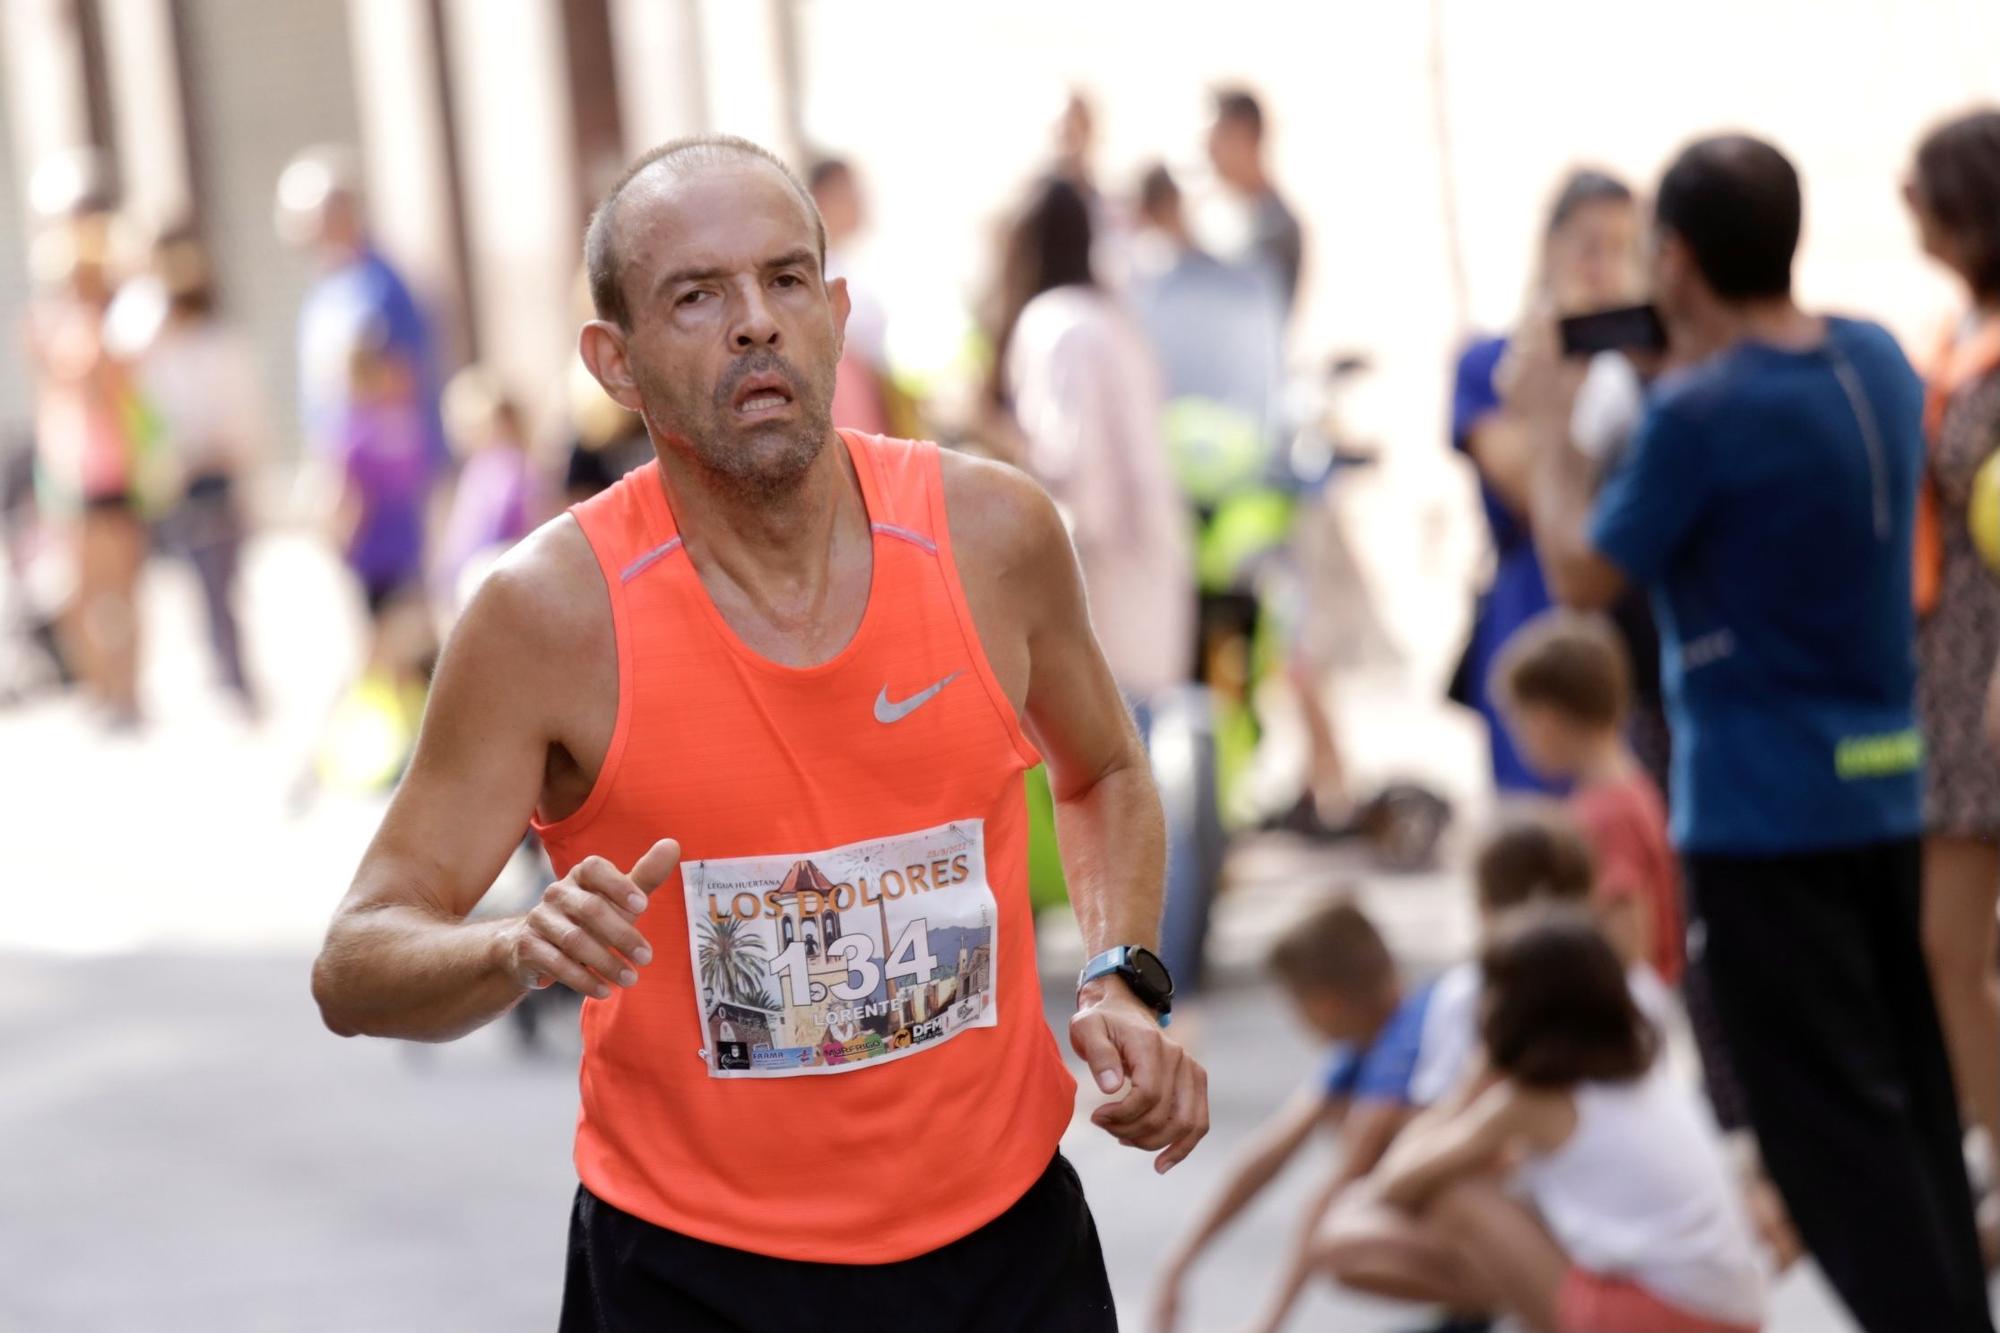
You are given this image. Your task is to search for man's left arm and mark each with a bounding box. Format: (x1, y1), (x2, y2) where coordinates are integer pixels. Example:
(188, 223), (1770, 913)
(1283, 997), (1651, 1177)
(1008, 469), (1210, 1174)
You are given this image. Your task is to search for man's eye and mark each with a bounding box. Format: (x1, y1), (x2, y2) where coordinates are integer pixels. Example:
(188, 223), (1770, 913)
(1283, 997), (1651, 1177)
(678, 290), (708, 307)
(773, 273), (801, 288)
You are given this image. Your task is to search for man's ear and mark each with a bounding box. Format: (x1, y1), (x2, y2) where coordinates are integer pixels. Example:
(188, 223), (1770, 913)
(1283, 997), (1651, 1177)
(827, 273), (851, 362)
(579, 320), (643, 412)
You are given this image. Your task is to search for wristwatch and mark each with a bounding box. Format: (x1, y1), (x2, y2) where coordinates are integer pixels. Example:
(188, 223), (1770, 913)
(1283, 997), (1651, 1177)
(1078, 945), (1175, 1024)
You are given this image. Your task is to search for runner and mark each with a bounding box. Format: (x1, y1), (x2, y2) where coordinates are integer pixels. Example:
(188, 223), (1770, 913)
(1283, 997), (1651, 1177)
(311, 134), (1206, 1331)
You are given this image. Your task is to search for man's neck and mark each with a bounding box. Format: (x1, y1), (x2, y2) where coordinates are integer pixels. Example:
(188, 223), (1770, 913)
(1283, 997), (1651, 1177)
(1682, 294), (1823, 360)
(1231, 165), (1271, 198)
(652, 429), (864, 612)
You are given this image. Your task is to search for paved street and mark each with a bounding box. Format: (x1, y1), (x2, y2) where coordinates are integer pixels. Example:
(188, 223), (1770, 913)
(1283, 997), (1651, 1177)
(0, 521), (1956, 1330)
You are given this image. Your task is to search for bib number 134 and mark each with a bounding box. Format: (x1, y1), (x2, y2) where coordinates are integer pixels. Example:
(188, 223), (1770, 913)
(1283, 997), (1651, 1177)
(770, 918), (940, 1004)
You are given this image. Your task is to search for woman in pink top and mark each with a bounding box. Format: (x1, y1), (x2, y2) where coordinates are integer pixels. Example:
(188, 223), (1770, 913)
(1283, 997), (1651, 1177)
(996, 176), (1195, 705)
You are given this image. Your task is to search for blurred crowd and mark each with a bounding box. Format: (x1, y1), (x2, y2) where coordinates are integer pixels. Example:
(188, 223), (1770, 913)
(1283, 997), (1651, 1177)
(12, 69), (2000, 1333)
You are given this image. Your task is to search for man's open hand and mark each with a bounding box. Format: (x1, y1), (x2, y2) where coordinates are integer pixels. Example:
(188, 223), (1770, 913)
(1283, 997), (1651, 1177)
(493, 839), (680, 999)
(1071, 981), (1210, 1173)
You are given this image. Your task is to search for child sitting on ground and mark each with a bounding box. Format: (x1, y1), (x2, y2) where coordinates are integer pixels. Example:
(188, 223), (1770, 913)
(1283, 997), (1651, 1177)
(1364, 905), (1766, 1333)
(1409, 804), (1672, 1111)
(1310, 808), (1642, 1333)
(1493, 608), (1682, 984)
(1150, 896), (1435, 1333)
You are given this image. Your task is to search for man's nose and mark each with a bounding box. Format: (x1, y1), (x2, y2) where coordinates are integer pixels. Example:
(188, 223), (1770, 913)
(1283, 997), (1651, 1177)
(731, 284), (780, 349)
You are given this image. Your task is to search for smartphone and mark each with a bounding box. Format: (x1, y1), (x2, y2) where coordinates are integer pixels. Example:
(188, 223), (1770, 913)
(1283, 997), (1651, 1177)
(1558, 304), (1667, 358)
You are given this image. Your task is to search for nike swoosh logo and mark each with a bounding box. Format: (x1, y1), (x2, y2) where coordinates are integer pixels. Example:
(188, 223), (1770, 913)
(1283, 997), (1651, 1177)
(874, 672), (962, 724)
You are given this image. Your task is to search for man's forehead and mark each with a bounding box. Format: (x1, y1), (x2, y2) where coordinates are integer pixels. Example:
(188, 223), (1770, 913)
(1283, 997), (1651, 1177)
(616, 159), (817, 276)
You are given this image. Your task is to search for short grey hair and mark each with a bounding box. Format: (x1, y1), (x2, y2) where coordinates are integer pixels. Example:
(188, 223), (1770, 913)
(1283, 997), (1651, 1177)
(583, 134), (826, 329)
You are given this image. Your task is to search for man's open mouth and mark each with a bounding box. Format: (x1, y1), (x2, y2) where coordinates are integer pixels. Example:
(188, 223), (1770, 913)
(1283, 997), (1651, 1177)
(731, 373), (796, 416)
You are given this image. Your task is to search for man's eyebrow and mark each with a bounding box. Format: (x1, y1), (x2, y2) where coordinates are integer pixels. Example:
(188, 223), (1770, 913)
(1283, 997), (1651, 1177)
(764, 247), (817, 271)
(654, 264), (726, 298)
(652, 249), (819, 300)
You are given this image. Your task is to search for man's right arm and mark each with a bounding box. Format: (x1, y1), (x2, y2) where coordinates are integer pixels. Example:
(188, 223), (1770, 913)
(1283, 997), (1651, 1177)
(311, 519), (665, 1042)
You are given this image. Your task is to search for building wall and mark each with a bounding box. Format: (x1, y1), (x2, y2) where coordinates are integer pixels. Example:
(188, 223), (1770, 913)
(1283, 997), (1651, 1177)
(177, 0), (364, 455)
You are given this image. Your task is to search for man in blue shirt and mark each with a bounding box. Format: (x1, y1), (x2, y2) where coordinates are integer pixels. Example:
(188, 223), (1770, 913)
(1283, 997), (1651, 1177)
(275, 147), (449, 475)
(1527, 135), (1990, 1333)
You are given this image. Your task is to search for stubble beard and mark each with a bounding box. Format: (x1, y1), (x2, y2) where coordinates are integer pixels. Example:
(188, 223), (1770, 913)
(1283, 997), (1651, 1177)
(637, 353), (836, 505)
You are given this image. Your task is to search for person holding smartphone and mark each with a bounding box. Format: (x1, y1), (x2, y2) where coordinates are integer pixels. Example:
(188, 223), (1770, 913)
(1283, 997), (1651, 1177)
(1448, 170), (1647, 799)
(1521, 133), (1992, 1333)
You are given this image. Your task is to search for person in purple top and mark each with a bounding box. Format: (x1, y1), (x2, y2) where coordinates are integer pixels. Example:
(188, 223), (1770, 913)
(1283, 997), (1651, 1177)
(434, 367), (534, 618)
(334, 333), (429, 632)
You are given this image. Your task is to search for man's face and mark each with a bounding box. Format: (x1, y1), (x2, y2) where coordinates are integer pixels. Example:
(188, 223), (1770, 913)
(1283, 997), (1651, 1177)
(588, 162), (848, 499)
(1206, 119), (1256, 187)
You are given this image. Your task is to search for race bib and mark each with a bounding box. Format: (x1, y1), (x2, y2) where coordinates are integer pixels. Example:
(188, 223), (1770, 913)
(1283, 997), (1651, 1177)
(682, 819), (999, 1079)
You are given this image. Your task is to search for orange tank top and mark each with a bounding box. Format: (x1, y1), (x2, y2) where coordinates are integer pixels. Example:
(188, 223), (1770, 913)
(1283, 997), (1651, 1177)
(533, 430), (1077, 1262)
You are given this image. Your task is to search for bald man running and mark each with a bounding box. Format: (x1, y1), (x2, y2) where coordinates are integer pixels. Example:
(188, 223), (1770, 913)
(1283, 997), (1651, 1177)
(311, 134), (1207, 1331)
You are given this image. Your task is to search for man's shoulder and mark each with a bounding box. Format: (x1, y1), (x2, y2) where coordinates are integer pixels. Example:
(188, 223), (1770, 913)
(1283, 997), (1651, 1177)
(1829, 315), (1924, 401)
(1257, 187), (1301, 233)
(464, 513), (608, 651)
(1646, 351), (1744, 425)
(937, 448), (1067, 577)
(1826, 313), (1906, 360)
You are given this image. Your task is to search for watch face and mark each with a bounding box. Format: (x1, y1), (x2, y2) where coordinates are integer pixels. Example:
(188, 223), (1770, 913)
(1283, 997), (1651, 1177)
(1127, 947), (1174, 1005)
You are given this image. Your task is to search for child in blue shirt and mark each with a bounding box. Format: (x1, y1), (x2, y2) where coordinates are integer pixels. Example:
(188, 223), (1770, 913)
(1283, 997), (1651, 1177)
(1153, 896), (1436, 1332)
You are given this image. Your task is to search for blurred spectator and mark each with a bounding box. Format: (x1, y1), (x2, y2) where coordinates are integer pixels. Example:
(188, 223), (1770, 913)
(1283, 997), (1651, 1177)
(24, 210), (153, 727)
(1128, 160), (1348, 829)
(1493, 609), (1683, 983)
(275, 146), (447, 477)
(1153, 896), (1436, 1333)
(1129, 163), (1285, 441)
(434, 367), (533, 621)
(334, 328), (431, 675)
(1905, 106), (2000, 1195)
(996, 175), (1194, 701)
(1206, 88), (1302, 317)
(1527, 134), (1990, 1333)
(1366, 907), (1766, 1333)
(1449, 170), (1643, 797)
(1050, 88), (1099, 198)
(996, 175), (1205, 992)
(808, 156), (893, 437)
(115, 231), (262, 712)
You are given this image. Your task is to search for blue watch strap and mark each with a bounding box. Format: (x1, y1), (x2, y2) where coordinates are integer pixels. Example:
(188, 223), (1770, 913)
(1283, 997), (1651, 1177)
(1078, 946), (1132, 990)
(1078, 946), (1172, 1027)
